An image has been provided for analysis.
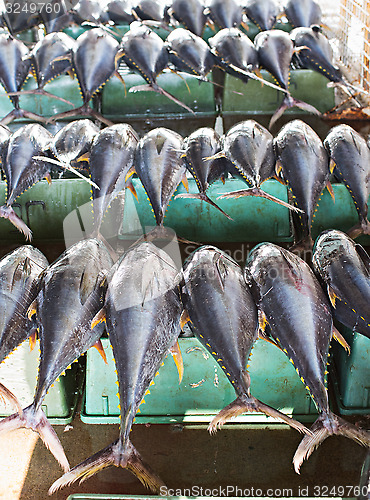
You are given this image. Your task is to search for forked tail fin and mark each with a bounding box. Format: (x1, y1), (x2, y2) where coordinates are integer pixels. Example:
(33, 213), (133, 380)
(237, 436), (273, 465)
(0, 382), (23, 416)
(48, 438), (165, 495)
(0, 205), (32, 241)
(208, 394), (310, 435)
(217, 187), (304, 213)
(293, 411), (370, 474)
(269, 94), (321, 129)
(175, 192), (233, 220)
(0, 405), (69, 472)
(129, 84), (195, 114)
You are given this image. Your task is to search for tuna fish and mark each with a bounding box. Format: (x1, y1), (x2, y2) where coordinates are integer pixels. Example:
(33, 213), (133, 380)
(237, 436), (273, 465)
(50, 28), (120, 125)
(244, 0), (280, 32)
(117, 23), (193, 112)
(274, 119), (332, 249)
(128, 127), (188, 240)
(0, 238), (113, 471)
(88, 123), (139, 238)
(169, 0), (208, 37)
(324, 124), (370, 238)
(313, 230), (370, 340)
(180, 245), (310, 433)
(0, 34), (46, 125)
(0, 124), (53, 240)
(165, 28), (215, 80)
(49, 241), (182, 493)
(283, 0), (322, 28)
(206, 0), (245, 30)
(216, 120), (303, 212)
(0, 245), (48, 414)
(245, 242), (370, 473)
(174, 127), (231, 218)
(254, 30), (321, 127)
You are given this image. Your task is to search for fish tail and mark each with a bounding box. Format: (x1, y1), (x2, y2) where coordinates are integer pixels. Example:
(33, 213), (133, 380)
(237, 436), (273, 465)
(348, 218), (370, 239)
(219, 187), (303, 213)
(0, 205), (32, 241)
(208, 395), (309, 435)
(48, 439), (165, 495)
(293, 411), (370, 474)
(175, 192), (233, 220)
(269, 94), (321, 129)
(0, 382), (23, 416)
(0, 405), (69, 472)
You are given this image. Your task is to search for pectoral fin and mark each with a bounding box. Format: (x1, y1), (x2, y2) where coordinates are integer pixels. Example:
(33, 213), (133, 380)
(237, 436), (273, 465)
(180, 309), (191, 330)
(332, 326), (350, 354)
(93, 339), (108, 364)
(170, 340), (183, 383)
(91, 308), (106, 329)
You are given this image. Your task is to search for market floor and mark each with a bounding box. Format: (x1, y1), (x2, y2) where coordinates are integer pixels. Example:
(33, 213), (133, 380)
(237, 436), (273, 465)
(0, 408), (368, 500)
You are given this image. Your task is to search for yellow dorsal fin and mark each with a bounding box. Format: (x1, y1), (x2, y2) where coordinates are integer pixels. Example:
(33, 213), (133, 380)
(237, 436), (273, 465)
(91, 308), (106, 330)
(332, 326), (350, 354)
(170, 340), (184, 383)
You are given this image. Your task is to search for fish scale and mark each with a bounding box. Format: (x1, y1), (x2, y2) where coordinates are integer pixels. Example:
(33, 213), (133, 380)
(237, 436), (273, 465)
(49, 242), (182, 494)
(245, 242), (370, 473)
(181, 245), (309, 434)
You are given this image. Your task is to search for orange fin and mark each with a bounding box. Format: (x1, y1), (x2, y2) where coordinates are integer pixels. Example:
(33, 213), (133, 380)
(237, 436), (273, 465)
(91, 308), (106, 330)
(76, 152), (90, 163)
(93, 339), (107, 364)
(44, 172), (52, 185)
(127, 181), (138, 201)
(125, 166), (136, 182)
(181, 173), (189, 192)
(326, 181), (335, 203)
(332, 326), (350, 354)
(27, 299), (37, 320)
(180, 309), (191, 330)
(329, 159), (336, 174)
(170, 340), (183, 383)
(29, 330), (37, 351)
(327, 286), (337, 308)
(258, 309), (268, 332)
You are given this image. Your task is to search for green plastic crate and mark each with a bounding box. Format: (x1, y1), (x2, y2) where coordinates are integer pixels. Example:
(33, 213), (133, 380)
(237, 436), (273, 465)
(121, 178), (293, 243)
(331, 327), (370, 415)
(222, 70), (335, 116)
(82, 337), (317, 424)
(0, 340), (83, 424)
(101, 71), (216, 119)
(0, 75), (88, 122)
(0, 178), (369, 245)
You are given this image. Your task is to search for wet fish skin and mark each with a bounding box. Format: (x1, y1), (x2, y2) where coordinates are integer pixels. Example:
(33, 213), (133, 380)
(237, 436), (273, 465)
(0, 238), (113, 471)
(135, 127), (185, 227)
(175, 127), (231, 219)
(254, 30), (321, 127)
(0, 124), (53, 239)
(89, 123), (138, 235)
(181, 245), (309, 433)
(132, 0), (169, 22)
(206, 0), (244, 29)
(106, 0), (136, 24)
(119, 23), (169, 86)
(2, 124), (53, 207)
(324, 124), (370, 238)
(170, 0), (208, 37)
(49, 241), (182, 493)
(313, 229), (370, 339)
(0, 245), (48, 413)
(74, 28), (119, 104)
(217, 120), (300, 213)
(244, 0), (280, 32)
(291, 26), (342, 83)
(274, 119), (330, 249)
(245, 242), (370, 472)
(48, 119), (100, 169)
(39, 0), (73, 33)
(165, 28), (215, 79)
(283, 0), (322, 28)
(31, 32), (76, 90)
(0, 34), (31, 109)
(209, 28), (258, 82)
